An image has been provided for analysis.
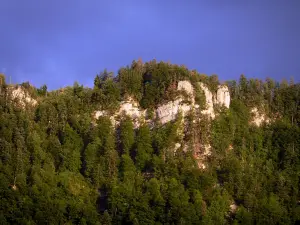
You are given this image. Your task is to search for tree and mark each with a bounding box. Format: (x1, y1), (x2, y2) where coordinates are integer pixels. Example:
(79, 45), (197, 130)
(37, 84), (47, 96)
(84, 137), (104, 186)
(135, 124), (153, 171)
(0, 73), (6, 95)
(94, 69), (114, 89)
(119, 117), (135, 155)
(118, 67), (143, 100)
(239, 74), (248, 100)
(60, 124), (83, 172)
(102, 210), (112, 225)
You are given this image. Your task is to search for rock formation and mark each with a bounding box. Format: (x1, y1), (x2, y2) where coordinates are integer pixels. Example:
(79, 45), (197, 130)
(250, 107), (269, 126)
(94, 96), (147, 128)
(156, 98), (191, 125)
(94, 80), (231, 169)
(94, 80), (231, 127)
(215, 85), (230, 108)
(198, 82), (215, 119)
(9, 86), (37, 108)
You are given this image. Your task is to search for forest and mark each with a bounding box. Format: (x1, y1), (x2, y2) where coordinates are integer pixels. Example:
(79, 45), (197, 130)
(0, 59), (300, 224)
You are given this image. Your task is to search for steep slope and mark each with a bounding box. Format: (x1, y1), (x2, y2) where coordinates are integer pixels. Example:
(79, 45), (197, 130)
(8, 85), (37, 108)
(94, 80), (231, 169)
(1, 62), (299, 225)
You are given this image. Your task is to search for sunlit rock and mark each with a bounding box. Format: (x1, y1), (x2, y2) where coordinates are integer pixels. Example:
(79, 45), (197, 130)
(198, 82), (215, 119)
(156, 98), (192, 125)
(250, 107), (269, 126)
(9, 86), (37, 108)
(94, 97), (146, 128)
(230, 202), (238, 214)
(215, 85), (230, 108)
(93, 80), (232, 170)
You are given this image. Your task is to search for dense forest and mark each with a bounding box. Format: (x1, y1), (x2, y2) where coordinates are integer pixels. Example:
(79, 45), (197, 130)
(0, 59), (300, 224)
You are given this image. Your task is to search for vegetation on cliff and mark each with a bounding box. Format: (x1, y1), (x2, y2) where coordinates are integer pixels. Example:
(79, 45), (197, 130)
(0, 61), (299, 224)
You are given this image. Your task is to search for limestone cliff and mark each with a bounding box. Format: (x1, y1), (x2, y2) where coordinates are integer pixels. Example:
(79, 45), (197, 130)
(8, 86), (37, 108)
(94, 80), (231, 169)
(250, 107), (269, 126)
(215, 85), (231, 108)
(94, 80), (231, 126)
(198, 82), (215, 118)
(94, 96), (146, 128)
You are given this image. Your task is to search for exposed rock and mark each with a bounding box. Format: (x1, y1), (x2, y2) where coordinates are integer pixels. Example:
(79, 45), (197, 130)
(118, 98), (145, 121)
(9, 86), (37, 108)
(197, 161), (207, 169)
(94, 97), (146, 128)
(198, 82), (215, 119)
(94, 110), (107, 118)
(230, 202), (238, 214)
(177, 80), (194, 96)
(156, 98), (191, 124)
(174, 143), (181, 153)
(94, 81), (231, 127)
(250, 107), (269, 126)
(215, 85), (230, 108)
(202, 144), (212, 156)
(93, 80), (231, 170)
(177, 80), (195, 104)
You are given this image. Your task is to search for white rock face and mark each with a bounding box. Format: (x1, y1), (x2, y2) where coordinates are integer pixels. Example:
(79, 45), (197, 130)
(177, 80), (194, 101)
(118, 101), (143, 120)
(202, 144), (212, 156)
(215, 85), (230, 108)
(155, 81), (195, 124)
(94, 81), (231, 127)
(94, 110), (106, 118)
(156, 99), (181, 124)
(250, 107), (269, 126)
(198, 82), (215, 119)
(197, 161), (207, 169)
(156, 98), (191, 124)
(230, 203), (238, 214)
(94, 97), (146, 128)
(174, 143), (181, 152)
(93, 80), (231, 170)
(10, 86), (37, 108)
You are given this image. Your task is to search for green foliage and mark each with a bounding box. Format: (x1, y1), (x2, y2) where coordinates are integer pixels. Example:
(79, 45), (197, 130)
(0, 60), (299, 224)
(135, 124), (153, 171)
(93, 69), (120, 111)
(194, 84), (206, 109)
(119, 117), (135, 155)
(118, 67), (143, 100)
(37, 84), (47, 96)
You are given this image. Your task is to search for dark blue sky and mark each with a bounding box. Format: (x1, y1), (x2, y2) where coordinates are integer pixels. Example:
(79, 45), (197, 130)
(1, 0), (299, 90)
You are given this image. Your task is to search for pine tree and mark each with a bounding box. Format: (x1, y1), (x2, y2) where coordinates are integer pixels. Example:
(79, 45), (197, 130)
(135, 124), (153, 171)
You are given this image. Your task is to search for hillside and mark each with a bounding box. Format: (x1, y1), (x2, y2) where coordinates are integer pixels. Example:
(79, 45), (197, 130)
(0, 60), (300, 224)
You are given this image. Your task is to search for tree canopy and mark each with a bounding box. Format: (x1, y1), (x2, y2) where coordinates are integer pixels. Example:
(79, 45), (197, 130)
(0, 61), (299, 224)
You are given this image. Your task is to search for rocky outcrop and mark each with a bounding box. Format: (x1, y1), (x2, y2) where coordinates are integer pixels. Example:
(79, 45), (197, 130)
(118, 99), (145, 121)
(198, 83), (215, 119)
(93, 80), (231, 170)
(94, 80), (231, 127)
(215, 85), (230, 108)
(250, 107), (269, 126)
(94, 97), (146, 128)
(9, 86), (37, 108)
(177, 80), (195, 103)
(177, 80), (194, 96)
(156, 81), (231, 123)
(156, 98), (191, 124)
(230, 202), (238, 214)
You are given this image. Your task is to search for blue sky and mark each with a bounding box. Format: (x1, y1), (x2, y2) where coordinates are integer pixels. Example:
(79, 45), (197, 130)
(0, 0), (299, 90)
